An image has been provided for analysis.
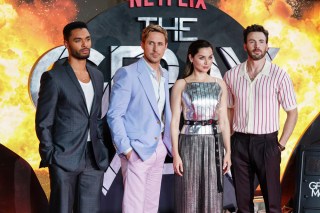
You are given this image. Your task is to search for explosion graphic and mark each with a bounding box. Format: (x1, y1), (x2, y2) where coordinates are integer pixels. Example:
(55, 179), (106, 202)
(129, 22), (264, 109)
(0, 0), (319, 198)
(0, 0), (77, 194)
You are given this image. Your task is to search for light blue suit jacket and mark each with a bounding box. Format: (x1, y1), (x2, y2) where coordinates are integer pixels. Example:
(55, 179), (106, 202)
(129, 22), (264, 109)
(107, 58), (172, 161)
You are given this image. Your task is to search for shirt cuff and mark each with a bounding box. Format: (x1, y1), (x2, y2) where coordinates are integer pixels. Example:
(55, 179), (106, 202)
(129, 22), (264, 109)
(123, 147), (133, 155)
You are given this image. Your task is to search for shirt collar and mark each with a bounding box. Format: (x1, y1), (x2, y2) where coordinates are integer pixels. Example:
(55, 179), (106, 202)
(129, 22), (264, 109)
(239, 59), (271, 77)
(142, 57), (164, 79)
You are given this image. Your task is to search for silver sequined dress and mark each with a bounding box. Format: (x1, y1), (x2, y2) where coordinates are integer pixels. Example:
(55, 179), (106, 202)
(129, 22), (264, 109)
(175, 82), (224, 213)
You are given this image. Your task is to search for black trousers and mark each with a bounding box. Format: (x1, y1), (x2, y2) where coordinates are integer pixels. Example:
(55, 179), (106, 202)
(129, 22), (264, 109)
(48, 142), (104, 213)
(231, 132), (281, 213)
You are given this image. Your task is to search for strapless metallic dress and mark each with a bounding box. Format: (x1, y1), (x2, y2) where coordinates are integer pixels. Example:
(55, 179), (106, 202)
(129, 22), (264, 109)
(175, 82), (224, 213)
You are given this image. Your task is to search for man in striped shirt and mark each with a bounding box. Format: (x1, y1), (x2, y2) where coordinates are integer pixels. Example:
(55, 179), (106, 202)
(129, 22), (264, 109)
(223, 24), (298, 213)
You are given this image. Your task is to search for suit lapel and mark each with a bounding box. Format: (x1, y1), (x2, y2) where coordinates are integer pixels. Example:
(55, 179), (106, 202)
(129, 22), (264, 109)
(87, 66), (97, 116)
(137, 59), (161, 120)
(64, 62), (90, 116)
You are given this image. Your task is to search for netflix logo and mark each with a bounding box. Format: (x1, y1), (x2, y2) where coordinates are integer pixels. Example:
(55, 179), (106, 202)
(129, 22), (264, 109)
(128, 0), (207, 10)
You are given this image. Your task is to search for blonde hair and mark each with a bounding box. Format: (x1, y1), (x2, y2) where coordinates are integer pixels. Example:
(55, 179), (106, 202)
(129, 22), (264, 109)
(141, 24), (168, 44)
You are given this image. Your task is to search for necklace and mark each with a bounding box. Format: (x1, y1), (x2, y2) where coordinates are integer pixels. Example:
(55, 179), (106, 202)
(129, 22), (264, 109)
(247, 66), (262, 81)
(75, 70), (90, 82)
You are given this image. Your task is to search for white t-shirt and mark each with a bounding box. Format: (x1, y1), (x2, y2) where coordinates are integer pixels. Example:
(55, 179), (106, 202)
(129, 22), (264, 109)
(79, 80), (94, 141)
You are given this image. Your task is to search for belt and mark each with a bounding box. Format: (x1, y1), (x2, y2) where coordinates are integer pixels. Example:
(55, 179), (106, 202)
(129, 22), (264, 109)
(213, 126), (223, 193)
(184, 119), (217, 126)
(234, 131), (278, 139)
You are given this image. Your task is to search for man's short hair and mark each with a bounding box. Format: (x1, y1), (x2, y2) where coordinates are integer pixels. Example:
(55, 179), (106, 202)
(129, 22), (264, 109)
(141, 24), (168, 44)
(243, 24), (269, 43)
(63, 21), (88, 41)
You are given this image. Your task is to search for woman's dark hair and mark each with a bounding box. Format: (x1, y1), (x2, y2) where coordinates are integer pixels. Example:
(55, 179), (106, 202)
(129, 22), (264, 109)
(184, 39), (213, 77)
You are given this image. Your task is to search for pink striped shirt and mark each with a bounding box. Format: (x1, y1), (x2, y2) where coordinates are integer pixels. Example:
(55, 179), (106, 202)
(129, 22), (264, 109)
(223, 60), (297, 134)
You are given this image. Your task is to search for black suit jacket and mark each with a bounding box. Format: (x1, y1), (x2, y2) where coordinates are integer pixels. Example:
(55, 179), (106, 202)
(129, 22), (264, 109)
(35, 60), (108, 172)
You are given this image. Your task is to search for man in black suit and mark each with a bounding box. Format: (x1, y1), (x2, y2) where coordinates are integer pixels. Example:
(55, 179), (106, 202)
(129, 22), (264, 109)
(35, 21), (108, 213)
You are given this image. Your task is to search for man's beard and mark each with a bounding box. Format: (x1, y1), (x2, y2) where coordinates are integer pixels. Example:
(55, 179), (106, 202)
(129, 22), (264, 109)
(248, 49), (267, 60)
(70, 48), (90, 60)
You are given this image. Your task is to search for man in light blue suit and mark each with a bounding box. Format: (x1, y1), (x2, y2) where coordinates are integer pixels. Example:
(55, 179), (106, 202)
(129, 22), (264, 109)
(107, 24), (172, 213)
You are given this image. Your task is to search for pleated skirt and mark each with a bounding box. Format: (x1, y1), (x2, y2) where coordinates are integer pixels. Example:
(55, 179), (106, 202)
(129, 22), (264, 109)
(174, 134), (224, 213)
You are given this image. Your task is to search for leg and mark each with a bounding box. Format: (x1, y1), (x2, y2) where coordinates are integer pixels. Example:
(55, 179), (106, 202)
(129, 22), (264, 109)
(231, 133), (255, 213)
(48, 164), (78, 213)
(77, 142), (105, 213)
(121, 149), (149, 213)
(253, 133), (281, 213)
(143, 140), (167, 213)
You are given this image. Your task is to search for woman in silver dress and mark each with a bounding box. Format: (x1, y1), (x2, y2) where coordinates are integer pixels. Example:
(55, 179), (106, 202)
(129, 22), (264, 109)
(171, 40), (231, 213)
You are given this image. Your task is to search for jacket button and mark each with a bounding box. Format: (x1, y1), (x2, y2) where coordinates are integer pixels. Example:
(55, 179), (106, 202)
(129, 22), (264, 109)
(157, 121), (160, 124)
(155, 137), (158, 140)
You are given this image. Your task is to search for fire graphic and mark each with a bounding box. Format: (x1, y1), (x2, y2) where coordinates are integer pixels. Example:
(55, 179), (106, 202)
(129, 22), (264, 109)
(217, 0), (320, 178)
(0, 0), (319, 194)
(0, 0), (77, 189)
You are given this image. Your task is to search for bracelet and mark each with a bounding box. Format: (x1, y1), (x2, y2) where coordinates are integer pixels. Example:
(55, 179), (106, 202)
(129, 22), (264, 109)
(278, 143), (285, 151)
